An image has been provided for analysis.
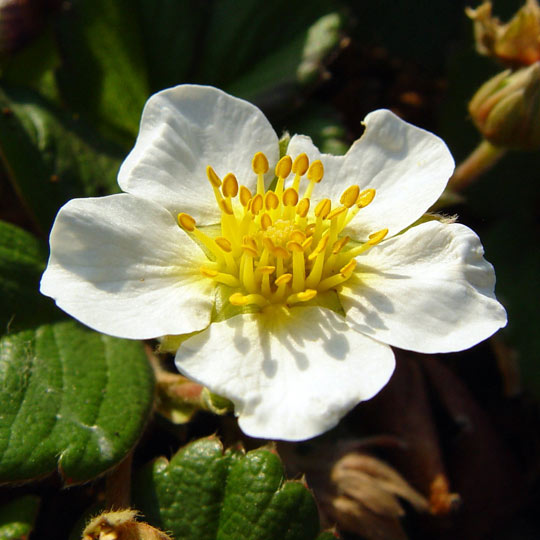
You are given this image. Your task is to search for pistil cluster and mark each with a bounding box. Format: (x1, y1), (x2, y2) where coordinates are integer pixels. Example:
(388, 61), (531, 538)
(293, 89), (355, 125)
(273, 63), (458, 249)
(177, 152), (387, 309)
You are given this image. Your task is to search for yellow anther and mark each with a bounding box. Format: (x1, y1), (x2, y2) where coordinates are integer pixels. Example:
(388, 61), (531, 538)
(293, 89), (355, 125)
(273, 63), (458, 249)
(262, 237), (275, 252)
(273, 246), (290, 259)
(206, 166), (221, 188)
(275, 155), (292, 178)
(292, 153), (309, 176)
(222, 173), (239, 198)
(252, 152), (269, 174)
(340, 258), (357, 277)
(308, 234), (329, 260)
(368, 228), (388, 245)
(290, 230), (306, 244)
(201, 268), (240, 287)
(287, 289), (317, 305)
(200, 267), (218, 278)
(219, 198), (234, 215)
(314, 198), (332, 219)
(296, 198), (310, 218)
(229, 292), (268, 307)
(340, 185), (360, 208)
(215, 237), (232, 252)
(332, 235), (350, 254)
(357, 188), (376, 208)
(243, 235), (257, 251)
(239, 185), (252, 207)
(326, 206), (347, 221)
(178, 213), (196, 232)
(241, 244), (258, 258)
(283, 187), (299, 207)
(301, 236), (313, 250)
(286, 241), (304, 253)
(264, 191), (279, 210)
(256, 265), (275, 275)
(307, 160), (324, 183)
(261, 213), (273, 230)
(275, 273), (292, 286)
(305, 223), (316, 236)
(251, 194), (263, 214)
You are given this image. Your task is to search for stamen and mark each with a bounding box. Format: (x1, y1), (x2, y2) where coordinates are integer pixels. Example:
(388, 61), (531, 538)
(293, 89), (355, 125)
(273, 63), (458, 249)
(229, 292), (269, 307)
(241, 244), (258, 258)
(275, 155), (292, 197)
(326, 206), (347, 221)
(332, 235), (350, 254)
(340, 185), (360, 208)
(197, 153), (381, 312)
(286, 289), (317, 305)
(256, 265), (276, 275)
(219, 198), (234, 215)
(215, 237), (232, 252)
(357, 188), (376, 208)
(290, 230), (306, 244)
(177, 213), (196, 232)
(318, 259), (358, 291)
(239, 185), (252, 207)
(200, 267), (240, 287)
(261, 213), (273, 230)
(252, 152), (269, 195)
(251, 194), (263, 215)
(291, 153), (309, 191)
(307, 160), (324, 183)
(275, 155), (292, 179)
(283, 187), (299, 207)
(368, 228), (388, 245)
(178, 213), (222, 260)
(222, 173), (239, 198)
(206, 166), (221, 188)
(273, 273), (292, 301)
(304, 160), (324, 199)
(275, 273), (292, 286)
(296, 198), (310, 218)
(314, 199), (331, 219)
(265, 191), (279, 211)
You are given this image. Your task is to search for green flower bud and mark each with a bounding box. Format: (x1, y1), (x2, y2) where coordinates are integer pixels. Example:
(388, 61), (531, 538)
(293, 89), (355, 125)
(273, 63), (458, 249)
(467, 0), (540, 67)
(469, 62), (540, 150)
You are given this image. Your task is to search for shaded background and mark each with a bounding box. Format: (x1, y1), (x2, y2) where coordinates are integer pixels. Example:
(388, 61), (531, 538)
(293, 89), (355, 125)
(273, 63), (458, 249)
(0, 0), (539, 538)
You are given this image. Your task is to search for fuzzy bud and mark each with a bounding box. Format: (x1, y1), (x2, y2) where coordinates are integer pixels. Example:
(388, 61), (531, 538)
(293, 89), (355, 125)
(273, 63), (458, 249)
(469, 62), (540, 150)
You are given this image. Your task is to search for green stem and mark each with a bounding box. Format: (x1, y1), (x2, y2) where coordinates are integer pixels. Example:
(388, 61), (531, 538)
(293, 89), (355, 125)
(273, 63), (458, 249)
(447, 139), (507, 192)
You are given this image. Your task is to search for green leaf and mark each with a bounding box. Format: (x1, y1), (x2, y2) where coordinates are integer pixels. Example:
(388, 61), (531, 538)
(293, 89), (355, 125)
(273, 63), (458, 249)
(0, 495), (40, 540)
(0, 321), (154, 484)
(0, 85), (123, 232)
(54, 0), (149, 142)
(0, 220), (59, 332)
(133, 437), (322, 540)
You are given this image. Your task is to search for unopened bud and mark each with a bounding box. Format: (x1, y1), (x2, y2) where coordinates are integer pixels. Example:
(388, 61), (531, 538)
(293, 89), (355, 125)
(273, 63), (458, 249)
(467, 0), (540, 67)
(469, 62), (540, 150)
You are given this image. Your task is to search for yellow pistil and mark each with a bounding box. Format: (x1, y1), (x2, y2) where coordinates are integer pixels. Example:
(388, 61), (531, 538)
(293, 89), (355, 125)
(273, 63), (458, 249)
(179, 151), (386, 312)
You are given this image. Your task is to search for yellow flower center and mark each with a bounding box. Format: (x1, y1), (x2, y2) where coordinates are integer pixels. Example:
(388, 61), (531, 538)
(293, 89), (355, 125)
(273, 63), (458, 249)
(177, 151), (387, 309)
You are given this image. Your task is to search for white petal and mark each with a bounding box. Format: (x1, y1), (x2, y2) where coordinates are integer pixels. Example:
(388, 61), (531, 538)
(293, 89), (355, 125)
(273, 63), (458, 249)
(118, 85), (279, 224)
(175, 306), (395, 441)
(40, 194), (215, 339)
(340, 221), (507, 353)
(287, 110), (455, 239)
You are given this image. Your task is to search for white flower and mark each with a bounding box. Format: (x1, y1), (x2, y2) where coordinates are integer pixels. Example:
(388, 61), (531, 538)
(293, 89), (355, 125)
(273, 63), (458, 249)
(40, 85), (507, 441)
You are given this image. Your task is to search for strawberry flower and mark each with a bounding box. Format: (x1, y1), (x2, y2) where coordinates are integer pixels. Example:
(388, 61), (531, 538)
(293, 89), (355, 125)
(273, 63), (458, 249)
(41, 85), (507, 441)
